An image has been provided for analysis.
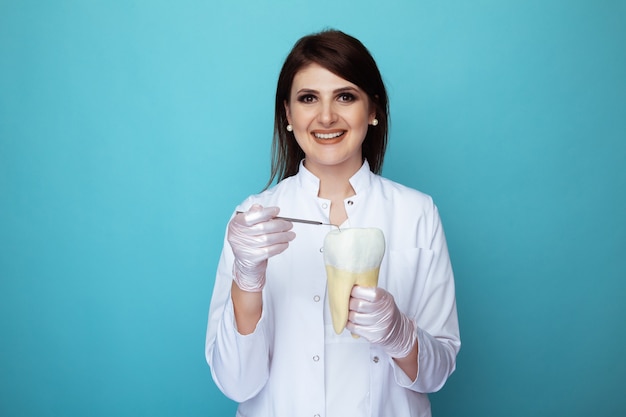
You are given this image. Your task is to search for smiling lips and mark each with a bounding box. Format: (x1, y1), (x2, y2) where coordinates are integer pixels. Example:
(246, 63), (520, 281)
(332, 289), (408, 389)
(312, 130), (346, 143)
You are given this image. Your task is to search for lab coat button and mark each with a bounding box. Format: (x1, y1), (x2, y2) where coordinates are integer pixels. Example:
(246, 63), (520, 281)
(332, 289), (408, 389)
(322, 203), (328, 209)
(372, 356), (380, 363)
(314, 414), (321, 417)
(347, 200), (354, 205)
(319, 247), (324, 253)
(313, 355), (320, 362)
(313, 295), (321, 302)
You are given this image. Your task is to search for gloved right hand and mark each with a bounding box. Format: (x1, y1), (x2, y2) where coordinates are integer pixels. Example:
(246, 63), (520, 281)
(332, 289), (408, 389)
(228, 204), (295, 292)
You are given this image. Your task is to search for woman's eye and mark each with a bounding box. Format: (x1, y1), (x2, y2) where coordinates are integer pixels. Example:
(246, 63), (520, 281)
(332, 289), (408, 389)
(338, 93), (355, 102)
(297, 94), (316, 103)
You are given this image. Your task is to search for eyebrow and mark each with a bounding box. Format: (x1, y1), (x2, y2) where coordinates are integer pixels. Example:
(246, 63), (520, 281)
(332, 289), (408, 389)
(295, 86), (361, 95)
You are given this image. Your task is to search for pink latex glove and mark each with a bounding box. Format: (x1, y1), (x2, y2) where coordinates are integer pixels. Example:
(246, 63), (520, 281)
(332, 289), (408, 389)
(227, 205), (295, 292)
(346, 286), (417, 358)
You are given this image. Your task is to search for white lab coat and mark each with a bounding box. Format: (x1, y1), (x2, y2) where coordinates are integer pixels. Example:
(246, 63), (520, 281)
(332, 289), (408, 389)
(206, 161), (460, 417)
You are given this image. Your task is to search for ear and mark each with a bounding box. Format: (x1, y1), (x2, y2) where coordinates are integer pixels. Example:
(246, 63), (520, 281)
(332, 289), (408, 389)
(284, 100), (292, 125)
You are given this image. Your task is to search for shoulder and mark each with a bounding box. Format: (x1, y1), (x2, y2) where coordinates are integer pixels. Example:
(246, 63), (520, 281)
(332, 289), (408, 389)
(367, 174), (445, 248)
(372, 173), (435, 212)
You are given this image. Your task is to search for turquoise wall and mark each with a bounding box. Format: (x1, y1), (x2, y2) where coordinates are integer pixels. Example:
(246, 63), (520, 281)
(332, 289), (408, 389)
(1, 1), (624, 416)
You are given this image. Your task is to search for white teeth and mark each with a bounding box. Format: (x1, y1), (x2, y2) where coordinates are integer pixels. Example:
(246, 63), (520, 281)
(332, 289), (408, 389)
(314, 131), (344, 139)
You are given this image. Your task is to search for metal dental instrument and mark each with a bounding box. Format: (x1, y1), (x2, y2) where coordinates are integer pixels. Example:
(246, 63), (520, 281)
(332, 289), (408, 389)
(235, 211), (340, 229)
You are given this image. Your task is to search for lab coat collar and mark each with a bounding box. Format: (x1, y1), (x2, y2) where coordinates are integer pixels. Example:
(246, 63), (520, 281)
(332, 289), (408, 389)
(296, 160), (320, 196)
(296, 159), (373, 196)
(349, 160), (373, 195)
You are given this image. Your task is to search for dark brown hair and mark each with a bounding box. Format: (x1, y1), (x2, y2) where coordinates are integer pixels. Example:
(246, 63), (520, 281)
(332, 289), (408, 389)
(266, 29), (389, 188)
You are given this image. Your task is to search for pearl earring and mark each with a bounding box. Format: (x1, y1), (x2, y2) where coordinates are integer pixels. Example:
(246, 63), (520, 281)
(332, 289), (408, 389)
(371, 118), (379, 126)
(286, 124), (293, 132)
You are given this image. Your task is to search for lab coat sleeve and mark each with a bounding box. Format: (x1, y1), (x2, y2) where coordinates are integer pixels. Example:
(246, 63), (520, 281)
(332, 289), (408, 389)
(205, 240), (271, 402)
(391, 203), (461, 393)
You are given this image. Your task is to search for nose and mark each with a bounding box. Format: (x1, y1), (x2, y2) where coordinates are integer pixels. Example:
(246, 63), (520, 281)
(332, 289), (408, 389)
(318, 101), (337, 126)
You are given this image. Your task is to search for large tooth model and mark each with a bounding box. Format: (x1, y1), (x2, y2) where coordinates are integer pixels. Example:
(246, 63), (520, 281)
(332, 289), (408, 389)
(323, 228), (386, 334)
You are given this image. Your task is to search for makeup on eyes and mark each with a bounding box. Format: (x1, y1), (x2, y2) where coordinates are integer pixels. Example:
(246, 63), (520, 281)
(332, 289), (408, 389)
(295, 87), (362, 101)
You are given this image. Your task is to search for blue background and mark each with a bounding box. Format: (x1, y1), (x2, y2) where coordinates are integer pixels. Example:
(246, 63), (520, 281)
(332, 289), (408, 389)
(1, 1), (625, 416)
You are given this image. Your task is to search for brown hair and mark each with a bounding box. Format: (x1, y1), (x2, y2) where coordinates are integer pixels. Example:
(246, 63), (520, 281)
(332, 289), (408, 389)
(266, 29), (389, 188)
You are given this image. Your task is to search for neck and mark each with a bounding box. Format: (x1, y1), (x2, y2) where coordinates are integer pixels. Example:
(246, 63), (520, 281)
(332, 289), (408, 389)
(318, 179), (355, 201)
(303, 159), (361, 200)
(313, 166), (356, 227)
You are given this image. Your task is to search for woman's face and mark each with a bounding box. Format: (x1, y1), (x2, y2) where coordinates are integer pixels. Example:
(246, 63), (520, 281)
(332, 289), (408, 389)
(284, 63), (376, 177)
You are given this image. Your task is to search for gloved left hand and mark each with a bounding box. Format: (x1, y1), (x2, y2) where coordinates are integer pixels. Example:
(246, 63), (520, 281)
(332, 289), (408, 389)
(346, 286), (417, 358)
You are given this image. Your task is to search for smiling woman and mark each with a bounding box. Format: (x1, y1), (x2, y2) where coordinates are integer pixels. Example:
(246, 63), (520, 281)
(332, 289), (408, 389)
(284, 63), (376, 201)
(205, 29), (460, 417)
(270, 30), (390, 188)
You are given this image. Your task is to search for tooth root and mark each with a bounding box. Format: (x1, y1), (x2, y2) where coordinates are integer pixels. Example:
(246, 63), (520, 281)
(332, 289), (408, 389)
(323, 228), (385, 334)
(325, 266), (381, 334)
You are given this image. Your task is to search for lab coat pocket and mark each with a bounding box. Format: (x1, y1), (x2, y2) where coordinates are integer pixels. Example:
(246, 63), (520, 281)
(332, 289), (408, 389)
(382, 248), (434, 313)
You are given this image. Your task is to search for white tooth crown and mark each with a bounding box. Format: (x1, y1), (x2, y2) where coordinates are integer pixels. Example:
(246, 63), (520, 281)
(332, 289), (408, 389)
(323, 228), (386, 334)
